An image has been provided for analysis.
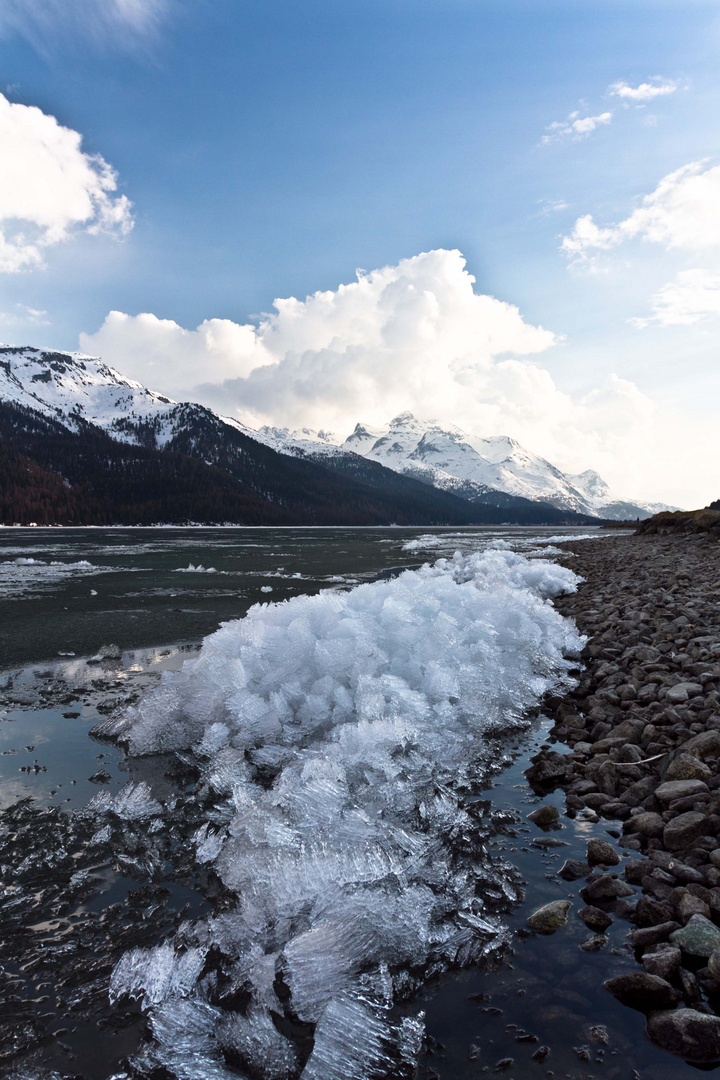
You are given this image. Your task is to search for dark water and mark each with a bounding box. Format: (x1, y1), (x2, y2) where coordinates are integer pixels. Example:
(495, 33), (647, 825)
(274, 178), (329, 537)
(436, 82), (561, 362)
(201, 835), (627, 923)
(0, 525), (704, 1080)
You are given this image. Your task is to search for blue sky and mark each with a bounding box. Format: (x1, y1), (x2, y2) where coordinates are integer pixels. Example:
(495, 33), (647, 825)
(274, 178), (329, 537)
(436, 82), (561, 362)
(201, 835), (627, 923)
(1, 0), (719, 504)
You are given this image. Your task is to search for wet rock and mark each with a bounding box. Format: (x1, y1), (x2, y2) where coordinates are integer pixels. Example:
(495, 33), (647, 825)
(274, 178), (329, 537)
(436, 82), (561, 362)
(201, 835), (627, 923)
(88, 769), (112, 784)
(580, 875), (634, 902)
(604, 972), (679, 1011)
(527, 804), (560, 828)
(655, 779), (709, 805)
(663, 811), (710, 851)
(587, 838), (620, 866)
(624, 859), (648, 884)
(580, 933), (608, 952)
(684, 729), (720, 758)
(558, 859), (590, 881)
(623, 812), (664, 839)
(642, 945), (681, 980)
(646, 1008), (720, 1062)
(679, 967), (702, 1001)
(527, 900), (572, 934)
(525, 753), (570, 791)
(630, 921), (681, 948)
(578, 905), (612, 931)
(665, 755), (712, 782)
(670, 914), (720, 957)
(530, 1046), (549, 1063)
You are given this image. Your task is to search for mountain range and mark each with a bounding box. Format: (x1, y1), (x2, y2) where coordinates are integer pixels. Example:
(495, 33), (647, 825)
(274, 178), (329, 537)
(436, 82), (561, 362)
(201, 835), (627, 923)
(0, 345), (673, 526)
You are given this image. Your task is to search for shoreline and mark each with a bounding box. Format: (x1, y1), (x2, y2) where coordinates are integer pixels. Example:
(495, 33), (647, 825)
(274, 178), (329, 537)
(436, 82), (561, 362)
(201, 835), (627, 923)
(525, 531), (720, 1064)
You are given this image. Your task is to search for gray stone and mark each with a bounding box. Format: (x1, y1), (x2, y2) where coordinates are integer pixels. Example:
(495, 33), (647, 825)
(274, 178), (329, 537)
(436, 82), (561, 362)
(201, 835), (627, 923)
(663, 811), (710, 851)
(527, 804), (560, 827)
(670, 914), (720, 957)
(647, 1009), (720, 1062)
(708, 949), (720, 981)
(667, 682), (704, 704)
(655, 779), (709, 805)
(684, 729), (720, 758)
(677, 892), (711, 923)
(558, 859), (590, 881)
(630, 921), (681, 947)
(623, 812), (664, 838)
(587, 838), (620, 866)
(580, 933), (608, 951)
(580, 875), (635, 902)
(604, 972), (679, 1011)
(642, 944), (681, 980)
(578, 905), (612, 931)
(665, 754), (712, 782)
(527, 899), (572, 934)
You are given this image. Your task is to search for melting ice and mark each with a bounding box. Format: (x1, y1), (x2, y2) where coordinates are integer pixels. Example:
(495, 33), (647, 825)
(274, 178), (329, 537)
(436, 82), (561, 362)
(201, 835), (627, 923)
(106, 543), (582, 1079)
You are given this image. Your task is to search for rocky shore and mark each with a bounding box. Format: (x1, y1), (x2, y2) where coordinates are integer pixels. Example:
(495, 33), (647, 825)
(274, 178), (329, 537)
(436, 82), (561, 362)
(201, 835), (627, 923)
(528, 530), (720, 1063)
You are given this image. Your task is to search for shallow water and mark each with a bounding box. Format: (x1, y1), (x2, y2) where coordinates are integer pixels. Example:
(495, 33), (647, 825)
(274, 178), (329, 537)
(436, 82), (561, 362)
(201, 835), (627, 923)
(7, 524), (699, 1080)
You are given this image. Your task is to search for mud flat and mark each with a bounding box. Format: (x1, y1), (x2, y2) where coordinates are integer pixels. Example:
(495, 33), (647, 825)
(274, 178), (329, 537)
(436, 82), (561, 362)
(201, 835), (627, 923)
(523, 531), (720, 1066)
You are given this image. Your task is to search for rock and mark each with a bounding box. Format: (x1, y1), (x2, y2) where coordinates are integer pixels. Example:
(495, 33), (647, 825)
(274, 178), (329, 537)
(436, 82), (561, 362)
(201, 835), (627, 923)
(623, 812), (664, 839)
(665, 755), (712, 782)
(578, 905), (612, 931)
(558, 859), (591, 881)
(677, 892), (711, 923)
(580, 875), (635, 902)
(587, 838), (620, 866)
(530, 1046), (549, 1064)
(525, 753), (570, 790)
(647, 1009), (720, 1062)
(708, 949), (720, 981)
(527, 804), (560, 827)
(88, 769), (111, 783)
(670, 914), (720, 957)
(684, 729), (720, 758)
(527, 900), (572, 934)
(642, 945), (681, 980)
(604, 972), (679, 1011)
(666, 682), (704, 704)
(663, 811), (710, 851)
(580, 933), (608, 952)
(630, 921), (681, 947)
(624, 859), (648, 884)
(655, 779), (709, 805)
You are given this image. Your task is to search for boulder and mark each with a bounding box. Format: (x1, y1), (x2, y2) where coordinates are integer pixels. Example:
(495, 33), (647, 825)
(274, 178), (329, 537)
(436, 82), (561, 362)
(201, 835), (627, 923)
(655, 779), (709, 806)
(580, 875), (635, 903)
(642, 944), (681, 980)
(666, 682), (704, 705)
(558, 859), (591, 881)
(670, 914), (720, 957)
(665, 755), (712, 782)
(578, 905), (612, 932)
(708, 949), (720, 981)
(604, 972), (679, 1011)
(527, 900), (572, 934)
(684, 729), (720, 759)
(527, 804), (560, 828)
(647, 1009), (720, 1062)
(587, 838), (620, 866)
(663, 811), (710, 851)
(623, 812), (664, 839)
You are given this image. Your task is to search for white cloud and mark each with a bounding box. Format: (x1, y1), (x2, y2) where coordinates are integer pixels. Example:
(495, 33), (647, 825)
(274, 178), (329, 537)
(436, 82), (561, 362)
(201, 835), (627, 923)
(0, 0), (166, 50)
(609, 78), (677, 102)
(542, 111), (612, 144)
(562, 161), (720, 265)
(0, 92), (133, 273)
(81, 249), (719, 506)
(633, 269), (720, 327)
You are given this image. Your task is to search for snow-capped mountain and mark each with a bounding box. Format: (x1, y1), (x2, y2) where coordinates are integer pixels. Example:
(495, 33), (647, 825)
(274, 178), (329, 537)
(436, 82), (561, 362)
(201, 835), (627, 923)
(0, 346), (674, 521)
(259, 411), (675, 519)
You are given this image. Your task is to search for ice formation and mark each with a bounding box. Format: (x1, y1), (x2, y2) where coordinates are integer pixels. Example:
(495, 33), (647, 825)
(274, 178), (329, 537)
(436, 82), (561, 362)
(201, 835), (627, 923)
(109, 543), (582, 1078)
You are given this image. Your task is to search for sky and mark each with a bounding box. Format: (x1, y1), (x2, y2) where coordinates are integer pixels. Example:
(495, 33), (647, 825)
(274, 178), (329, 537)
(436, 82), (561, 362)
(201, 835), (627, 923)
(1, 0), (719, 507)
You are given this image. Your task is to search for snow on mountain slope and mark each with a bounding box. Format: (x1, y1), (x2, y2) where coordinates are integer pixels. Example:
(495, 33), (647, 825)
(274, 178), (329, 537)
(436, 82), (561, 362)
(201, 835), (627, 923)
(0, 345), (175, 432)
(0, 346), (675, 518)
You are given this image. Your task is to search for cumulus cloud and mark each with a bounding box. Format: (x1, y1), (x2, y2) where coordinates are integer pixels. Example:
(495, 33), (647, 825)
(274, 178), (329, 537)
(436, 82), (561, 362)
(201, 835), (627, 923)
(542, 111), (612, 144)
(0, 92), (133, 273)
(609, 78), (677, 102)
(81, 249), (719, 506)
(0, 0), (166, 51)
(632, 269), (720, 327)
(562, 161), (720, 265)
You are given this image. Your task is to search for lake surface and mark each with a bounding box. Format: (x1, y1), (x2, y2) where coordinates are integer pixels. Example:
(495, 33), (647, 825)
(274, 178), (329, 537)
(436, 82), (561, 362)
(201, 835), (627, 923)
(2, 524), (699, 1080)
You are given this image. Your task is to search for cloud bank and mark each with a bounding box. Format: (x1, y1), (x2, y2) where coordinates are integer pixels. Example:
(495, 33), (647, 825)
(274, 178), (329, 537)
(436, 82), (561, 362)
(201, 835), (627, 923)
(0, 93), (133, 273)
(81, 249), (718, 507)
